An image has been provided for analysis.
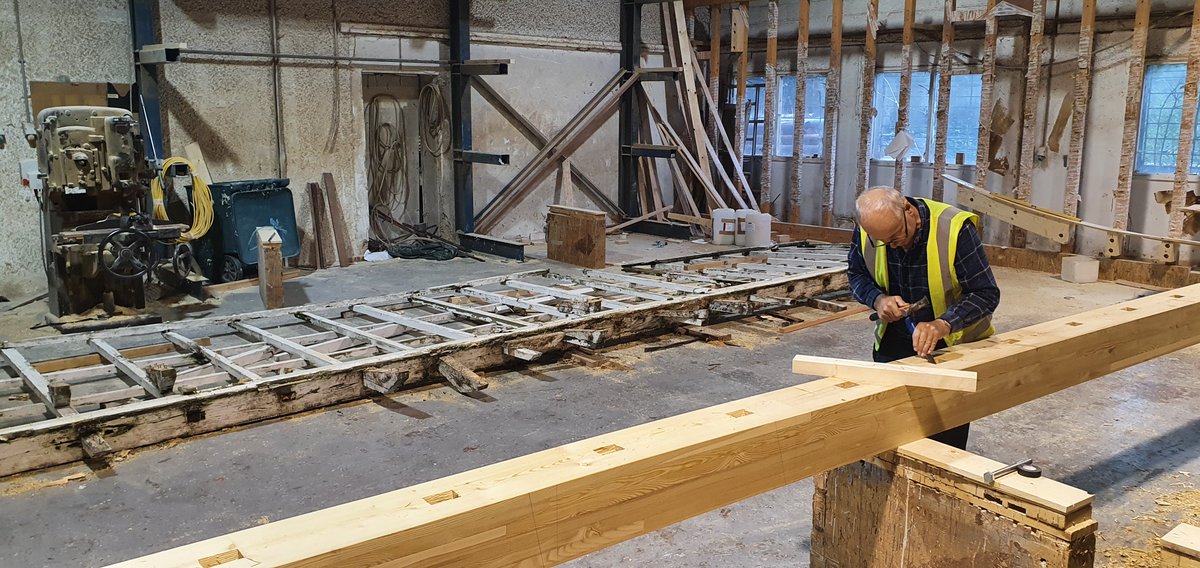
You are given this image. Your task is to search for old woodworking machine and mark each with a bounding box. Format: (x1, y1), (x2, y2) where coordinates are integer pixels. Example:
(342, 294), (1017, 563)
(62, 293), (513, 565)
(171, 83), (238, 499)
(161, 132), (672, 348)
(25, 106), (204, 317)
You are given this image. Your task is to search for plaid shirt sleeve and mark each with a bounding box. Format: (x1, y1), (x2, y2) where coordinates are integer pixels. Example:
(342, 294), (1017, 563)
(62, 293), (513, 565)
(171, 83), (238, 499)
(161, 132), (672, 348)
(939, 221), (1001, 332)
(847, 226), (885, 311)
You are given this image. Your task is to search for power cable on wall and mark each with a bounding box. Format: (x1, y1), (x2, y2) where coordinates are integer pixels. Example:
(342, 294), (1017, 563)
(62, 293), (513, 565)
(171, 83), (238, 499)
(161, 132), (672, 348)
(366, 94), (409, 241)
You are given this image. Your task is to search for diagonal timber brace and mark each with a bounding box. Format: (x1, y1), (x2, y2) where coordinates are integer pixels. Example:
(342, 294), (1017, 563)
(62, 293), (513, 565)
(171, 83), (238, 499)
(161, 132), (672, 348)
(105, 283), (1200, 568)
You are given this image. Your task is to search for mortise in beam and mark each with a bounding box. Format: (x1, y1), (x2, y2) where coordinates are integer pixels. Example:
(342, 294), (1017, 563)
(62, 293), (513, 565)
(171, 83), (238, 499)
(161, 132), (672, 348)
(791, 354), (978, 392)
(1012, 0), (1047, 249)
(105, 284), (1200, 568)
(1113, 0), (1152, 238)
(821, 0), (842, 226)
(932, 0), (956, 201)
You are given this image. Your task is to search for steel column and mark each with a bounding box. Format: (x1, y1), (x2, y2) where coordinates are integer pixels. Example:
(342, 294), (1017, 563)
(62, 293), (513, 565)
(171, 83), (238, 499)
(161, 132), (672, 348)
(618, 0), (642, 216)
(450, 0), (474, 233)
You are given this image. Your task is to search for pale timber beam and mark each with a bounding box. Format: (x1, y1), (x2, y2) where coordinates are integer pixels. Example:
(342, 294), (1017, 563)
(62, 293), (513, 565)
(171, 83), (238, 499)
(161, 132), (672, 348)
(107, 283), (1200, 568)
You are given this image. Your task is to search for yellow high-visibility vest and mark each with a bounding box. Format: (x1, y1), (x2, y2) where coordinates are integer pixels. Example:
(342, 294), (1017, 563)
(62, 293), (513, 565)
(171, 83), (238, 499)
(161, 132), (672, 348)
(859, 198), (995, 349)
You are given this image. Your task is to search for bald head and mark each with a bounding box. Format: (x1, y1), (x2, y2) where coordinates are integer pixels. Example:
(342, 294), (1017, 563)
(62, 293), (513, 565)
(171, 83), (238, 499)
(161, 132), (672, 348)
(856, 186), (916, 249)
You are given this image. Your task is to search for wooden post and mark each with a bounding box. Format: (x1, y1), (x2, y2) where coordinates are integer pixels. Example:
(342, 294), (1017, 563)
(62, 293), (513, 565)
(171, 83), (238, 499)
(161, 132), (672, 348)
(893, 0), (916, 193)
(975, 1), (999, 192)
(547, 206), (606, 269)
(821, 0), (843, 226)
(257, 227), (284, 310)
(1165, 0), (1200, 264)
(932, 0), (956, 201)
(856, 0), (879, 198)
(759, 0), (779, 214)
(671, 1), (712, 183)
(321, 173), (353, 267)
(789, 0), (810, 223)
(733, 3), (750, 192)
(307, 182), (332, 269)
(1012, 0), (1047, 248)
(1063, 0), (1096, 228)
(707, 5), (722, 152)
(1113, 0), (1151, 248)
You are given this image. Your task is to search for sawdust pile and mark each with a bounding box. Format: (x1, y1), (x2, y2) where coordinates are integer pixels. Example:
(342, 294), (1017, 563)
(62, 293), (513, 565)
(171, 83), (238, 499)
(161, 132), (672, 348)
(1101, 485), (1200, 567)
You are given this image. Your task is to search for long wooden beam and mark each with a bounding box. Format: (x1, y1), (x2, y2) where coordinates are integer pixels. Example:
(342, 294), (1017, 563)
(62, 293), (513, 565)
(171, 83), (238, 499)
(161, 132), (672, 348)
(108, 284), (1200, 568)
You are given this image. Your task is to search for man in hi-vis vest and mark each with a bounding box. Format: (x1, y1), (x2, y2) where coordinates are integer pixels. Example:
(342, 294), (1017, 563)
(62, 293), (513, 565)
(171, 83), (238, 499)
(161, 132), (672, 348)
(847, 186), (1000, 449)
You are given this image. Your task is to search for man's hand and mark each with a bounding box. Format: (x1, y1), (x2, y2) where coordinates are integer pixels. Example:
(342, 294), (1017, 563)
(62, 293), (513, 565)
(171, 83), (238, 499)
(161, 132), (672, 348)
(912, 319), (952, 357)
(873, 295), (910, 323)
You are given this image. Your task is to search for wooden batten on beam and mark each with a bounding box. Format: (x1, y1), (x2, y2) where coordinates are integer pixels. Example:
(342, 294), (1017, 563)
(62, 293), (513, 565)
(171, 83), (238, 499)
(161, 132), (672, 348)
(1062, 0), (1096, 228)
(821, 0), (842, 226)
(1012, 0), (1046, 248)
(1165, 0), (1200, 263)
(855, 0), (879, 199)
(791, 354), (978, 392)
(893, 0), (916, 193)
(931, 0), (956, 201)
(788, 0), (810, 223)
(1113, 0), (1152, 249)
(106, 284), (1200, 568)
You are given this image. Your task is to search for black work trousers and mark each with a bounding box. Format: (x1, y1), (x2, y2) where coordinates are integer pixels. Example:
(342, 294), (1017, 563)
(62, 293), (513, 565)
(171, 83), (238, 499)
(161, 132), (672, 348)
(872, 322), (970, 450)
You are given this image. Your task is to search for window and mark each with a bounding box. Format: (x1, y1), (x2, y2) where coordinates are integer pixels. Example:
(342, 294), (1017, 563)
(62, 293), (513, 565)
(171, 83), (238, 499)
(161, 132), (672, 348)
(736, 80), (767, 157)
(869, 72), (982, 165)
(732, 75), (828, 158)
(1136, 64), (1200, 174)
(777, 75), (828, 158)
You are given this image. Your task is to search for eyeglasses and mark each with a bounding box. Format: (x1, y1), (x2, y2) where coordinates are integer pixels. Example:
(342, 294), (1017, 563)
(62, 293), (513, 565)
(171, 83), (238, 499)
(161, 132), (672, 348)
(869, 205), (911, 248)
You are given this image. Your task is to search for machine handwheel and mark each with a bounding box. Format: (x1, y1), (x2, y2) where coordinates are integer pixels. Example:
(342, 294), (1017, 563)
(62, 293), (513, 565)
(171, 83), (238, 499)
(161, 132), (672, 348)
(99, 228), (158, 280)
(172, 243), (194, 279)
(221, 254), (244, 283)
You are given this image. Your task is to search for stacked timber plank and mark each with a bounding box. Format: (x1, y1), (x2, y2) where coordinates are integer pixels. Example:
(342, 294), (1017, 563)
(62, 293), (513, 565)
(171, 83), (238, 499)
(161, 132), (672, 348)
(106, 283), (1200, 567)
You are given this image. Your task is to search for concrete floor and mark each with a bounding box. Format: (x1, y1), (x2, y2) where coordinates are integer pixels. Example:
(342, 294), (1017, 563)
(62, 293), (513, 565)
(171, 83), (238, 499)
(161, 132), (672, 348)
(1, 250), (1198, 567)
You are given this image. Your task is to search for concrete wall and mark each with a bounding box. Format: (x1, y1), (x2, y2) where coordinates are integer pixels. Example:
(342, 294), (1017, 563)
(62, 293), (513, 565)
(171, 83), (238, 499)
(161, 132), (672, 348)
(0, 0), (647, 297)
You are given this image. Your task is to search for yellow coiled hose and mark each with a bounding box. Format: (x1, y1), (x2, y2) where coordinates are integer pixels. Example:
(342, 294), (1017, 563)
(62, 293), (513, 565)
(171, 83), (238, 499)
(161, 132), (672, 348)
(151, 157), (213, 242)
